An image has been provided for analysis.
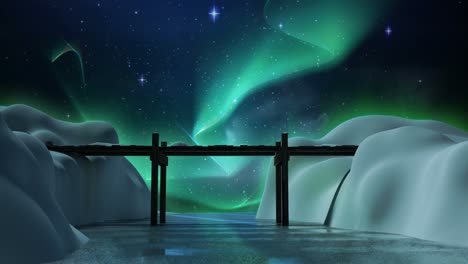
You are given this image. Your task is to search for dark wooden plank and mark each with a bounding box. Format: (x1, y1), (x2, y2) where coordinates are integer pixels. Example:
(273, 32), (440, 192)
(47, 144), (358, 157)
(289, 146), (357, 156)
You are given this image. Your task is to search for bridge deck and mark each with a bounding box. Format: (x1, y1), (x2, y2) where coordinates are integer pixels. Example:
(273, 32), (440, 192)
(46, 145), (358, 156)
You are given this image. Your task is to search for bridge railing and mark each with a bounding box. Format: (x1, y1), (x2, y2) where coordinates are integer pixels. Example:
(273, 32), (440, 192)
(47, 133), (358, 226)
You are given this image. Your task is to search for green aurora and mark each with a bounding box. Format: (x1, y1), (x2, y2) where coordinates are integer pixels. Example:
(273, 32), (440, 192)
(193, 0), (396, 142)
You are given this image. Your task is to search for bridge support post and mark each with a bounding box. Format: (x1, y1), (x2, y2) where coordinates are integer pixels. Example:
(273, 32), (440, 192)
(281, 133), (289, 226)
(150, 133), (160, 226)
(160, 142), (168, 224)
(274, 142), (282, 224)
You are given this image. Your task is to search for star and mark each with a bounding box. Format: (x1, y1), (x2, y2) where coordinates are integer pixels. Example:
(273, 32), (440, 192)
(279, 23), (284, 29)
(138, 75), (147, 86)
(209, 6), (220, 22)
(385, 25), (392, 37)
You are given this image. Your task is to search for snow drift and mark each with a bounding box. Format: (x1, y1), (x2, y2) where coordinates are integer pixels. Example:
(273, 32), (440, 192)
(257, 115), (468, 246)
(0, 104), (150, 263)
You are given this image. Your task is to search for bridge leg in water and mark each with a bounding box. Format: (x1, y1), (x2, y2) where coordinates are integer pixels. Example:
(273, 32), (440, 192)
(274, 142), (282, 224)
(281, 133), (289, 226)
(160, 142), (168, 224)
(151, 133), (159, 226)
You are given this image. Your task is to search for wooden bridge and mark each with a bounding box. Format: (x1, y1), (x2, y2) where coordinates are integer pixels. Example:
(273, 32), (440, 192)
(47, 133), (358, 226)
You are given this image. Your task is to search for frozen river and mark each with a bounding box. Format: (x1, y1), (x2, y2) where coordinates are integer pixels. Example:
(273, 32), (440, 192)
(50, 213), (468, 264)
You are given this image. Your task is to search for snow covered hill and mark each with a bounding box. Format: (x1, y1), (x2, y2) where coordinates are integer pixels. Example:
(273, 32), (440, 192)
(257, 115), (468, 246)
(0, 104), (150, 263)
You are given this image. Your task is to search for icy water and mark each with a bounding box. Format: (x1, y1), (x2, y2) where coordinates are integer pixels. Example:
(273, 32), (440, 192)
(50, 213), (468, 264)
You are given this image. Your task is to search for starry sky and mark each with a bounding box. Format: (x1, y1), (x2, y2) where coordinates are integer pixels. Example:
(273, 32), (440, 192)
(1, 0), (467, 212)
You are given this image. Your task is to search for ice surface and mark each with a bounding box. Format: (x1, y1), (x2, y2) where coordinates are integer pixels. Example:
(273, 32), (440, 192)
(0, 104), (150, 263)
(257, 115), (468, 246)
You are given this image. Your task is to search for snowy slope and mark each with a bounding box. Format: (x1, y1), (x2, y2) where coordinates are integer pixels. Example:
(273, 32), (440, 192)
(331, 125), (468, 246)
(257, 115), (468, 246)
(0, 104), (150, 263)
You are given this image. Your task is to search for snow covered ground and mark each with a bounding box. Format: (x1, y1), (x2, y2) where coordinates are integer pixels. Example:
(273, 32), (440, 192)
(257, 115), (468, 246)
(0, 104), (150, 263)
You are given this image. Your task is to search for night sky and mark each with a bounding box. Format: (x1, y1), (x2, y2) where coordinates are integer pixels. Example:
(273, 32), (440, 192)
(1, 0), (467, 212)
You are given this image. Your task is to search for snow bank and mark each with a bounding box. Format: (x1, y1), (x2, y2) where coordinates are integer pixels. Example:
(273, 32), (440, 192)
(0, 104), (150, 263)
(257, 115), (468, 246)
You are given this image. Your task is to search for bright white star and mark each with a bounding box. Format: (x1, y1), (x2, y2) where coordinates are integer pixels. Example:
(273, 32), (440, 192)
(209, 6), (220, 22)
(385, 25), (392, 36)
(138, 75), (147, 86)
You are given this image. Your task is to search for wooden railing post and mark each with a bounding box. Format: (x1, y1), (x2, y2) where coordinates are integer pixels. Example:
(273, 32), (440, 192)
(274, 141), (282, 224)
(160, 142), (168, 224)
(281, 133), (289, 226)
(150, 133), (159, 226)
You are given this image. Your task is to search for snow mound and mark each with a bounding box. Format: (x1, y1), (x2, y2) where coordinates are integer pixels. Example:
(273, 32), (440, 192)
(288, 115), (467, 146)
(257, 115), (468, 246)
(1, 104), (118, 145)
(0, 104), (150, 263)
(331, 126), (468, 246)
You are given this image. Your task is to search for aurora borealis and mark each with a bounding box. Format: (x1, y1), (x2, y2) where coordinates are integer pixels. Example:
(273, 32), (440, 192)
(194, 0), (395, 141)
(1, 0), (467, 212)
